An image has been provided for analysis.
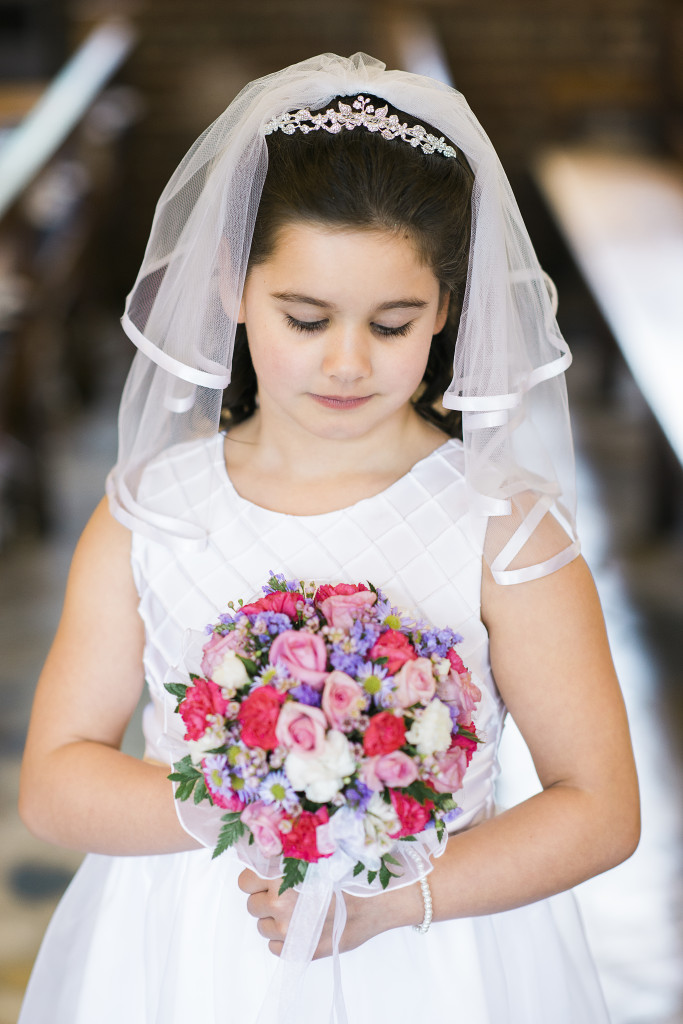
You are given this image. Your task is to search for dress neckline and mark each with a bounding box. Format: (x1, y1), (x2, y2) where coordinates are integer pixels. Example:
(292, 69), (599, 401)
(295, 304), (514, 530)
(215, 433), (458, 520)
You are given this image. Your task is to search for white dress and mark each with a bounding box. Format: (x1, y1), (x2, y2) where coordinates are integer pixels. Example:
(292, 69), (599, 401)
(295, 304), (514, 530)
(19, 435), (610, 1023)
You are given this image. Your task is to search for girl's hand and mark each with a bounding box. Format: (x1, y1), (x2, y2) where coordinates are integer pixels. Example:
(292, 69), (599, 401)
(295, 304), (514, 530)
(238, 867), (421, 958)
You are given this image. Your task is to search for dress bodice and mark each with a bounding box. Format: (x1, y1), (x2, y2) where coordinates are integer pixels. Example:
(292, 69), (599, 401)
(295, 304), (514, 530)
(131, 433), (506, 831)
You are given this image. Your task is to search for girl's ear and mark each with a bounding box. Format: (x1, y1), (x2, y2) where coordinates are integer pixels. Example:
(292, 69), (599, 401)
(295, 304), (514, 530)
(434, 291), (450, 335)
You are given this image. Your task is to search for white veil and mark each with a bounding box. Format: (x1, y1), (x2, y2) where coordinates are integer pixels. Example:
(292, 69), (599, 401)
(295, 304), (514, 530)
(106, 51), (579, 583)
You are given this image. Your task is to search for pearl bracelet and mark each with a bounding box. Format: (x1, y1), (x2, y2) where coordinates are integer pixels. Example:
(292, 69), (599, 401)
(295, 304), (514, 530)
(405, 847), (433, 934)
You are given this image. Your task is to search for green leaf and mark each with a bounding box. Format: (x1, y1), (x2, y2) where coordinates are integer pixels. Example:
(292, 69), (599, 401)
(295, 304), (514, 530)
(458, 726), (482, 744)
(168, 755), (201, 783)
(379, 863), (392, 889)
(174, 778), (197, 802)
(163, 682), (188, 699)
(193, 779), (209, 805)
(405, 779), (437, 804)
(189, 672), (201, 681)
(168, 756), (202, 802)
(399, 834), (417, 842)
(367, 870), (378, 885)
(278, 858), (309, 895)
(435, 819), (445, 842)
(237, 655), (259, 676)
(352, 861), (365, 878)
(212, 813), (246, 858)
(383, 853), (400, 866)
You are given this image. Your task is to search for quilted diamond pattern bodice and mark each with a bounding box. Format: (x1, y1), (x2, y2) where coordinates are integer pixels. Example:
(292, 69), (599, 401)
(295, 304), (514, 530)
(132, 434), (506, 826)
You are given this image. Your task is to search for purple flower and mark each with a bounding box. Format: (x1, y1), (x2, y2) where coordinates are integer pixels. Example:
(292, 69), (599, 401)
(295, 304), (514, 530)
(289, 683), (323, 706)
(345, 779), (373, 813)
(249, 611), (292, 637)
(349, 618), (381, 656)
(330, 648), (365, 677)
(415, 627), (463, 658)
(258, 770), (299, 812)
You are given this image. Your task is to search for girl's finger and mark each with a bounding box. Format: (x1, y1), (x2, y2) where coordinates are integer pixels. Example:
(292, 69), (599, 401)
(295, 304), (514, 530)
(237, 868), (268, 894)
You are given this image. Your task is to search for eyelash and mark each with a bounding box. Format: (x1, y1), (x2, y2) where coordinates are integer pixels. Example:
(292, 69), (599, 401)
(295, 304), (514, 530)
(284, 314), (415, 338)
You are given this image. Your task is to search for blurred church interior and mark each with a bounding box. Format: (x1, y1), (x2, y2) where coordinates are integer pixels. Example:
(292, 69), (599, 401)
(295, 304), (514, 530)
(0, 2), (681, 1021)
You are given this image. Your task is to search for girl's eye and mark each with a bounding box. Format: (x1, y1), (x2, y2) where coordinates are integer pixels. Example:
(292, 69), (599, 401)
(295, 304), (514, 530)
(284, 314), (415, 338)
(285, 314), (327, 333)
(372, 321), (414, 338)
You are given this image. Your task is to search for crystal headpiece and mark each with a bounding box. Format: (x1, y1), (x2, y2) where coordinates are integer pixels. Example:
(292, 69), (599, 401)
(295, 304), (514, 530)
(264, 95), (458, 159)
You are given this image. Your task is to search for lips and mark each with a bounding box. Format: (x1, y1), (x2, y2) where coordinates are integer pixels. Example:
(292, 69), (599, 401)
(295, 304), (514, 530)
(310, 394), (372, 410)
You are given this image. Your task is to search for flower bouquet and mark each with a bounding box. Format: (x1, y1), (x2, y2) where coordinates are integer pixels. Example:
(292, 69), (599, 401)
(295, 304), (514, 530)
(165, 573), (483, 895)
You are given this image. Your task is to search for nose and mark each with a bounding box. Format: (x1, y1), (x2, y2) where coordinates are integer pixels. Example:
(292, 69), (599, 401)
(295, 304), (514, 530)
(321, 326), (372, 384)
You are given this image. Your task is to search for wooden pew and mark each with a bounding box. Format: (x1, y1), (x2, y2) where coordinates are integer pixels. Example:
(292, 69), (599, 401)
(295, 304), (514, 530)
(533, 145), (683, 529)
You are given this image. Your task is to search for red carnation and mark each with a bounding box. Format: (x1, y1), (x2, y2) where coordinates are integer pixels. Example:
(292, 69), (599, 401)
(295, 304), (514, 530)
(451, 724), (478, 765)
(280, 807), (332, 863)
(446, 648), (466, 675)
(179, 678), (229, 741)
(389, 790), (433, 838)
(363, 711), (406, 756)
(237, 686), (286, 749)
(240, 591), (304, 620)
(314, 582), (369, 605)
(369, 630), (418, 675)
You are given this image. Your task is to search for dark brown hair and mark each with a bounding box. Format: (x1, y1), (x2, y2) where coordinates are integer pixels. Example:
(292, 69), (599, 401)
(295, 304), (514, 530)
(222, 95), (474, 435)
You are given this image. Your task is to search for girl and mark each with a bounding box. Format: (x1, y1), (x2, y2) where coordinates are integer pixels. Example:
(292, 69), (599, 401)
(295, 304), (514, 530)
(18, 52), (639, 1023)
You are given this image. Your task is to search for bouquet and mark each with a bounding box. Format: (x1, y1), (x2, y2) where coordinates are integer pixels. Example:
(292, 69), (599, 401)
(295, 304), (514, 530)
(165, 574), (482, 895)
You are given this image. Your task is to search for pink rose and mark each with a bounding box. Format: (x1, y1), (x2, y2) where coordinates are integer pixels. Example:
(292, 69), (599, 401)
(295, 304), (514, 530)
(179, 678), (228, 741)
(359, 756), (384, 791)
(375, 750), (418, 788)
(276, 701), (327, 757)
(393, 657), (436, 708)
(269, 630), (328, 688)
(314, 583), (370, 604)
(368, 630), (418, 675)
(241, 801), (284, 857)
(322, 671), (365, 729)
(429, 746), (469, 793)
(319, 591), (377, 631)
(240, 591), (304, 620)
(201, 632), (243, 677)
(436, 668), (481, 725)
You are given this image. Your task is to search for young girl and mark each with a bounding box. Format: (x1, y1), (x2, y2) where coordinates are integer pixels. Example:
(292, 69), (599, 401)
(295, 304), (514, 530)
(18, 52), (639, 1023)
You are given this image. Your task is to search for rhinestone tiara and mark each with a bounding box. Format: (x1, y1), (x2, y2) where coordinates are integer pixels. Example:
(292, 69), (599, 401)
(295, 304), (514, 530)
(264, 95), (458, 160)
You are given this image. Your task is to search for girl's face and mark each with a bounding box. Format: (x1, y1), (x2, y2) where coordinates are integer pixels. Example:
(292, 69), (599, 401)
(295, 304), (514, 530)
(237, 222), (449, 444)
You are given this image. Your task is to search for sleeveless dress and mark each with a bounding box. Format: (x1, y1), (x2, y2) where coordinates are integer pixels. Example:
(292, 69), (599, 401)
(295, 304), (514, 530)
(19, 435), (610, 1023)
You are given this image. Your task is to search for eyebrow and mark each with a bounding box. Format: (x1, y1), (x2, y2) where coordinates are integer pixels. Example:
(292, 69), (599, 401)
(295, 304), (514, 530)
(271, 291), (429, 312)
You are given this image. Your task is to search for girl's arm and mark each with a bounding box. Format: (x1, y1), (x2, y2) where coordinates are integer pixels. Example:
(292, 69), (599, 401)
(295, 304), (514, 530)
(19, 498), (200, 855)
(241, 554), (640, 955)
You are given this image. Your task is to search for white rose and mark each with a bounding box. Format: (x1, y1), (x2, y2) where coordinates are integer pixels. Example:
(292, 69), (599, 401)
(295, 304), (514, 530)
(284, 729), (356, 803)
(406, 699), (452, 755)
(212, 650), (249, 694)
(328, 806), (380, 869)
(363, 792), (401, 852)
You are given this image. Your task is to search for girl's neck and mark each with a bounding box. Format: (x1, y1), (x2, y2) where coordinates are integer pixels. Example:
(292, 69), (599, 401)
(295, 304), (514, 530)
(223, 406), (448, 516)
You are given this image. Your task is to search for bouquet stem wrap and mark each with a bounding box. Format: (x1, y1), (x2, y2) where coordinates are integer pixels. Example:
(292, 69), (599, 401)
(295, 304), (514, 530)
(255, 835), (444, 1024)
